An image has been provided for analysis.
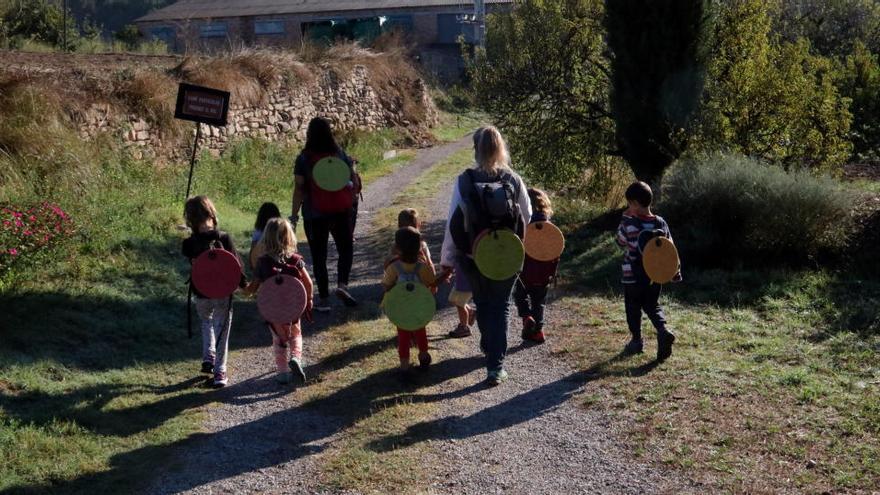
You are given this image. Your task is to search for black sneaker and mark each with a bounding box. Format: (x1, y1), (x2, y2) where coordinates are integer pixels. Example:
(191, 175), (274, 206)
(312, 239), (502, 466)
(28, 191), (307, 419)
(289, 357), (307, 383)
(418, 352), (432, 371)
(335, 287), (358, 307)
(314, 297), (331, 313)
(623, 338), (644, 355)
(657, 331), (676, 361)
(200, 361), (214, 374)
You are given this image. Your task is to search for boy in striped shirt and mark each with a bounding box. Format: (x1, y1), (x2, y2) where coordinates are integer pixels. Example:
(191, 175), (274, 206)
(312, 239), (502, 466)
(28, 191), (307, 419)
(616, 181), (679, 361)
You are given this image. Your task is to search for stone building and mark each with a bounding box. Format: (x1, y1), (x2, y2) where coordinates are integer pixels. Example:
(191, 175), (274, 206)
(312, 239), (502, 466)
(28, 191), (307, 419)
(135, 0), (513, 82)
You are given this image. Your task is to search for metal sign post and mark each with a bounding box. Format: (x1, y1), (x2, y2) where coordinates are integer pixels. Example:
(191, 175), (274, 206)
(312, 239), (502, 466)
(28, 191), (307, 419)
(173, 83), (231, 201)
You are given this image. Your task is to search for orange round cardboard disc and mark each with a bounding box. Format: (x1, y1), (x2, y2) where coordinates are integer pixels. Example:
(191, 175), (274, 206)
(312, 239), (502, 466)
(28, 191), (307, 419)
(191, 249), (242, 299)
(257, 274), (307, 324)
(524, 221), (565, 261)
(642, 237), (680, 284)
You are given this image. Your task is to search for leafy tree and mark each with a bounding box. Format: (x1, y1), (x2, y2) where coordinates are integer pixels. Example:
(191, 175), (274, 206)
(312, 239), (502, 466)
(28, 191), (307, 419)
(839, 41), (880, 161)
(604, 0), (712, 190)
(114, 23), (141, 50)
(773, 0), (880, 56)
(1, 0), (79, 48)
(697, 0), (853, 173)
(469, 0), (615, 189)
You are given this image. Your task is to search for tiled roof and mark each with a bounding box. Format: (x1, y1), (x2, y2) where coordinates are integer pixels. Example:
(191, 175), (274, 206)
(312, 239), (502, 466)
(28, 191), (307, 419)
(137, 0), (512, 23)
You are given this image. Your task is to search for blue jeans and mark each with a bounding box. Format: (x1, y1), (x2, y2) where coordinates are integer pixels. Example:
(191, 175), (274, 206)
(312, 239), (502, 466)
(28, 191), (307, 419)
(463, 258), (516, 372)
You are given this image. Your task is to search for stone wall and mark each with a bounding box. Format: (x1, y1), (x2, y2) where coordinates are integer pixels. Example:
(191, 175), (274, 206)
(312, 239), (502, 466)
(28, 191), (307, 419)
(78, 64), (438, 159)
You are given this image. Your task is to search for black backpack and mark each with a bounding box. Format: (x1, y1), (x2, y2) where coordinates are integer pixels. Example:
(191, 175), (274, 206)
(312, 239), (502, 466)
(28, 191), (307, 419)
(450, 169), (523, 255)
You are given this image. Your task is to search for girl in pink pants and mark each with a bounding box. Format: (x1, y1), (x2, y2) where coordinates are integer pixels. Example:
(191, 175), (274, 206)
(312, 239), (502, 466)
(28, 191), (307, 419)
(247, 218), (314, 384)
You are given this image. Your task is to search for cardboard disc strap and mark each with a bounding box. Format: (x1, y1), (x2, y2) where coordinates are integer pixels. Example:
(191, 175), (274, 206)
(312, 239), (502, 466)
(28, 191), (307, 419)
(641, 237), (680, 284)
(524, 221), (565, 261)
(257, 274), (307, 324)
(191, 249), (242, 299)
(473, 229), (525, 281)
(312, 156), (350, 192)
(249, 242), (266, 271)
(384, 281), (436, 331)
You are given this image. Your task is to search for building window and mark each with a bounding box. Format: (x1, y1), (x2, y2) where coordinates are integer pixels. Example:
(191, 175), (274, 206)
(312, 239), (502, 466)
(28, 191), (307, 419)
(200, 22), (228, 38)
(381, 15), (413, 33)
(255, 20), (285, 35)
(150, 26), (175, 44)
(437, 14), (476, 44)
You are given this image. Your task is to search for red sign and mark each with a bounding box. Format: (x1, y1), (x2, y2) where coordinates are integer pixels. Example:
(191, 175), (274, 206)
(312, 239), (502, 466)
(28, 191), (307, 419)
(174, 83), (230, 126)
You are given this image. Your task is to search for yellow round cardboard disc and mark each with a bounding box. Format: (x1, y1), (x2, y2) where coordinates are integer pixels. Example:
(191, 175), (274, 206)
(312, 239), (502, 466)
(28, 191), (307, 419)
(249, 242), (266, 271)
(384, 281), (436, 331)
(312, 156), (350, 192)
(642, 237), (680, 284)
(524, 222), (565, 261)
(473, 229), (525, 281)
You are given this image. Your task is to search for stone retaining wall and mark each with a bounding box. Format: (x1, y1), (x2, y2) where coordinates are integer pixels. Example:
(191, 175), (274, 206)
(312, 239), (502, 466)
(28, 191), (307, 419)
(78, 64), (438, 158)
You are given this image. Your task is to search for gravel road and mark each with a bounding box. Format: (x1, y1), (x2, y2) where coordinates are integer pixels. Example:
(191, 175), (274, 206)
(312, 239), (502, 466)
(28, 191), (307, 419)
(147, 136), (698, 494)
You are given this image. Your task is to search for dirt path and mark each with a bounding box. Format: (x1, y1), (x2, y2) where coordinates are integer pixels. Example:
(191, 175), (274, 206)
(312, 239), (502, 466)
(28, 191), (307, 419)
(148, 136), (696, 493)
(147, 136), (474, 494)
(399, 190), (698, 493)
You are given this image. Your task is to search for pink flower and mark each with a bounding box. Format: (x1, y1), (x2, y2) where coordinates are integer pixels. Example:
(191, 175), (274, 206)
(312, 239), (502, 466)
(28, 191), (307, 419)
(12, 212), (21, 218)
(43, 235), (50, 241)
(23, 230), (32, 236)
(2, 221), (9, 227)
(14, 220), (23, 227)
(28, 215), (36, 222)
(8, 248), (18, 256)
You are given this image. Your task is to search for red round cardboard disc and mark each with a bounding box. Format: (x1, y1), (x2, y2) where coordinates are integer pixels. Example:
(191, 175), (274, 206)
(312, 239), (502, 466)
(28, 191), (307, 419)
(257, 274), (308, 324)
(191, 249), (242, 299)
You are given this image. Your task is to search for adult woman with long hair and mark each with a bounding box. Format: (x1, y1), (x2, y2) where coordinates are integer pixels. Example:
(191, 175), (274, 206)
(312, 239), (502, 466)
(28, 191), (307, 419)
(440, 126), (532, 386)
(291, 117), (360, 311)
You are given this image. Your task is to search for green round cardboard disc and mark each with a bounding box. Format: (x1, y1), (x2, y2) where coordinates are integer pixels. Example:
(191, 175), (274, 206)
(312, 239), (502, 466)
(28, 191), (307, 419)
(312, 157), (350, 192)
(384, 281), (436, 331)
(473, 229), (525, 281)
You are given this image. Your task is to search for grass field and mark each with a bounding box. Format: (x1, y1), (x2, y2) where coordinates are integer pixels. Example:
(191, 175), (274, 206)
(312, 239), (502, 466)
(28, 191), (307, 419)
(431, 111), (486, 143)
(547, 197), (880, 493)
(0, 128), (415, 493)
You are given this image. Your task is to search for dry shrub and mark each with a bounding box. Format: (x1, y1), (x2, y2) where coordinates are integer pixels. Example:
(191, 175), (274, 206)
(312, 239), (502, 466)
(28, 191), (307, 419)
(0, 77), (98, 196)
(0, 77), (69, 157)
(323, 39), (434, 128)
(171, 51), (282, 106)
(114, 70), (179, 132)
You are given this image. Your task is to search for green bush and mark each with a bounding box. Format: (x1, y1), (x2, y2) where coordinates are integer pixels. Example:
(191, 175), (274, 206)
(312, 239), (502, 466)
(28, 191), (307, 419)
(661, 154), (855, 266)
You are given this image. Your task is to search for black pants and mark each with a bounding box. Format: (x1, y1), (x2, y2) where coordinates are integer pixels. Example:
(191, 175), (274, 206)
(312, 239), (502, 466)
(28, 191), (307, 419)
(624, 283), (667, 339)
(513, 280), (549, 328)
(304, 211), (354, 299)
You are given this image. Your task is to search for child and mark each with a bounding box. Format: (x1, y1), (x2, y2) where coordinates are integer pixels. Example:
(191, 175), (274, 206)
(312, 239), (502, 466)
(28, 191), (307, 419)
(247, 218), (314, 384)
(443, 128), (488, 339)
(182, 196), (245, 388)
(616, 181), (679, 361)
(387, 208), (434, 268)
(514, 188), (555, 344)
(382, 226), (437, 372)
(249, 202), (281, 270)
(252, 202), (281, 246)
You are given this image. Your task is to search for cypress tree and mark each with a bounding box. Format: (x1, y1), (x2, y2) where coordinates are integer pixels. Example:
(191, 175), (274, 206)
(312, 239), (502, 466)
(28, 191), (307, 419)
(605, 0), (711, 191)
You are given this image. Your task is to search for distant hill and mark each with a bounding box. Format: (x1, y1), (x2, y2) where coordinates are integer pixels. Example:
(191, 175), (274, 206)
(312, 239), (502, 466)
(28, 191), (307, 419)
(67, 0), (174, 35)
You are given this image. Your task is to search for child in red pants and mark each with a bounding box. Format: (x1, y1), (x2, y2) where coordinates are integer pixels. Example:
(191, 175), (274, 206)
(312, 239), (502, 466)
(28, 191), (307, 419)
(382, 227), (439, 372)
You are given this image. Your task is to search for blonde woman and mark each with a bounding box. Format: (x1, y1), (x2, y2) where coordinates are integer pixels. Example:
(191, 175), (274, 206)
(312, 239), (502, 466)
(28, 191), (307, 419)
(440, 126), (532, 386)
